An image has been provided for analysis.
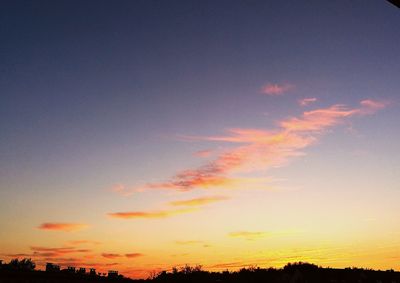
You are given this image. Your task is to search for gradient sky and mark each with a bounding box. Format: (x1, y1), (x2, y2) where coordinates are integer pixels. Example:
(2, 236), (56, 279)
(1, 0), (400, 279)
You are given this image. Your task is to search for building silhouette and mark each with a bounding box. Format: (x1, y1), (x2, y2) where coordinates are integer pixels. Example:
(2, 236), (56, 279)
(77, 267), (86, 274)
(45, 263), (60, 272)
(66, 266), (76, 273)
(108, 270), (118, 278)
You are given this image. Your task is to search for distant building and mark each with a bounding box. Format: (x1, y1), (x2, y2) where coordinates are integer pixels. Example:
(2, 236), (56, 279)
(67, 266), (76, 273)
(89, 268), (96, 276)
(46, 263), (60, 272)
(108, 270), (118, 278)
(77, 267), (86, 274)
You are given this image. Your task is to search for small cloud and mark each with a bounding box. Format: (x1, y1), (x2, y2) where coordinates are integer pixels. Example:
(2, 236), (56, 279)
(111, 183), (135, 197)
(125, 253), (144, 258)
(175, 240), (204, 245)
(298, 97), (317, 106)
(107, 208), (196, 219)
(228, 231), (267, 240)
(101, 253), (122, 259)
(169, 195), (229, 207)
(359, 99), (388, 114)
(210, 261), (245, 269)
(261, 83), (293, 96)
(67, 240), (101, 245)
(194, 149), (213, 158)
(38, 223), (89, 232)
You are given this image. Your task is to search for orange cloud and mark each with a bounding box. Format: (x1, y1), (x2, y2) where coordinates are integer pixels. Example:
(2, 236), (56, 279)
(108, 208), (195, 219)
(38, 223), (89, 232)
(261, 83), (294, 95)
(30, 246), (91, 258)
(102, 253), (122, 259)
(175, 240), (204, 245)
(229, 231), (267, 240)
(135, 99), (386, 192)
(125, 253), (144, 258)
(169, 195), (229, 207)
(299, 97), (317, 106)
(67, 240), (101, 245)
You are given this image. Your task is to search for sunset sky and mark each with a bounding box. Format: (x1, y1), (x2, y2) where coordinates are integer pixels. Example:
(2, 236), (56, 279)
(1, 0), (400, 279)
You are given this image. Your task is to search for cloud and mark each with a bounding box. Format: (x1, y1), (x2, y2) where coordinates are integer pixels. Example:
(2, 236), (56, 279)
(125, 253), (144, 258)
(38, 223), (89, 232)
(169, 196), (229, 207)
(4, 253), (32, 257)
(108, 208), (196, 219)
(261, 83), (293, 96)
(29, 246), (91, 258)
(279, 105), (357, 132)
(194, 149), (213, 158)
(111, 183), (135, 197)
(209, 261), (246, 269)
(102, 252), (144, 259)
(175, 240), (204, 245)
(228, 231), (267, 240)
(102, 253), (122, 259)
(298, 97), (317, 106)
(359, 99), (388, 114)
(280, 99), (385, 132)
(134, 99), (386, 192)
(67, 240), (101, 245)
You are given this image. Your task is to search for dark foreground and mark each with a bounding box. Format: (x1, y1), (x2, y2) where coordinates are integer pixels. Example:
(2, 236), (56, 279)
(1, 262), (400, 283)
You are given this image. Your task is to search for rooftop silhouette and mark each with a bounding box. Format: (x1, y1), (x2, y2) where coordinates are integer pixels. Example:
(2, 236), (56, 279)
(1, 258), (400, 283)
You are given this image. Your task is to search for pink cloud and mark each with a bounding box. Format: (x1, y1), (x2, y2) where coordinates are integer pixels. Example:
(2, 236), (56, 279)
(110, 183), (135, 196)
(194, 149), (213, 158)
(359, 99), (388, 114)
(281, 99), (385, 132)
(261, 83), (293, 96)
(298, 97), (317, 106)
(132, 99), (386, 192)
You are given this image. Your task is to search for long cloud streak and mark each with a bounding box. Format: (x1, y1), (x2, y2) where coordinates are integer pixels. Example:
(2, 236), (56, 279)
(136, 100), (386, 192)
(38, 223), (89, 232)
(108, 208), (196, 219)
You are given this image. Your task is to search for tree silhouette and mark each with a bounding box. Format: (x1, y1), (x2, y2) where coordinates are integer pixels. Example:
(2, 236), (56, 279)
(8, 258), (36, 271)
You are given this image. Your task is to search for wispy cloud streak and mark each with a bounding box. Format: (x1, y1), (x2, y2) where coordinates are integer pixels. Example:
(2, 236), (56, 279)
(228, 231), (266, 240)
(262, 83), (294, 96)
(298, 97), (317, 106)
(102, 253), (122, 259)
(169, 196), (229, 207)
(108, 208), (195, 219)
(137, 99), (386, 192)
(125, 253), (144, 258)
(38, 223), (89, 232)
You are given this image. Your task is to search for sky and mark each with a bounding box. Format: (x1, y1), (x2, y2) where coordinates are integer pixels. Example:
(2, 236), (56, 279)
(1, 0), (400, 279)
